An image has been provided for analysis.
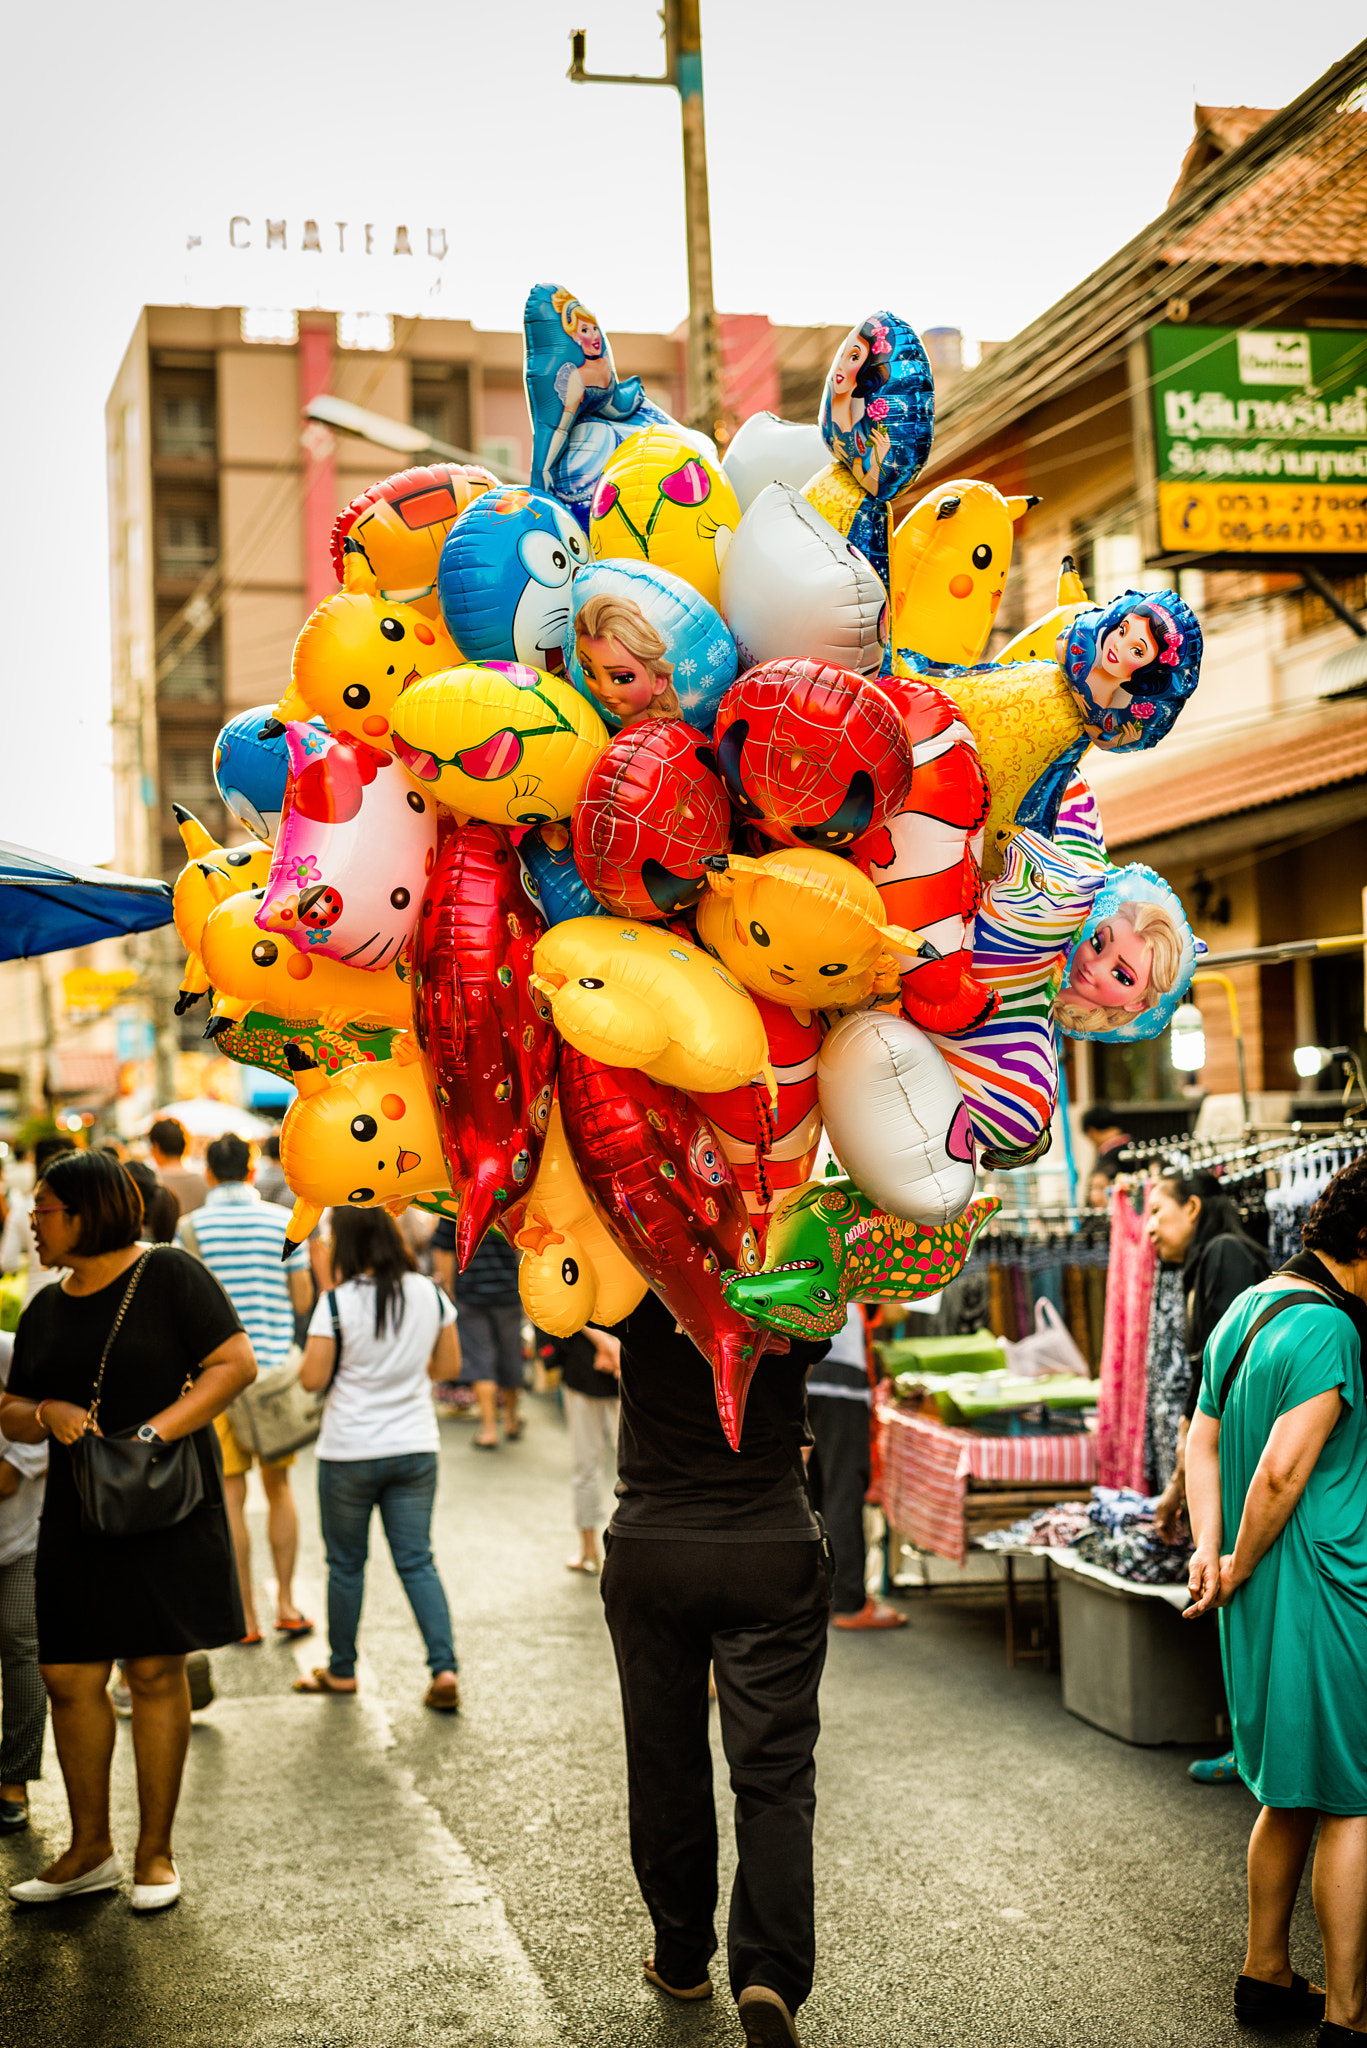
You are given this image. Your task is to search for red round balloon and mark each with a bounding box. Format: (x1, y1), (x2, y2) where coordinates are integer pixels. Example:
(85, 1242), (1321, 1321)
(711, 658), (913, 850)
(412, 819), (558, 1267)
(571, 719), (731, 920)
(557, 1042), (784, 1449)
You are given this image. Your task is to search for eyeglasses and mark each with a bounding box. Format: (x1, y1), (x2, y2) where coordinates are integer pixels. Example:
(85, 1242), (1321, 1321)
(31, 1206), (70, 1219)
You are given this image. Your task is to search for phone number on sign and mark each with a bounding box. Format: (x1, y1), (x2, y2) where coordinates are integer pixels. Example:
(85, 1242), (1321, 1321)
(1219, 519), (1367, 544)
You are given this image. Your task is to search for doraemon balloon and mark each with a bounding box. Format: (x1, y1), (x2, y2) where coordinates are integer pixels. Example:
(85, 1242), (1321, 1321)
(524, 282), (715, 530)
(1059, 590), (1201, 754)
(563, 559), (738, 734)
(810, 313), (935, 586)
(1058, 864), (1203, 1045)
(214, 706), (326, 843)
(438, 486), (588, 675)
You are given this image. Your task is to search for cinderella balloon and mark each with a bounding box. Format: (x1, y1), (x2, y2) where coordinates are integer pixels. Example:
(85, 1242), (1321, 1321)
(563, 559), (738, 734)
(524, 282), (716, 530)
(437, 486), (588, 675)
(1057, 864), (1204, 1045)
(1058, 589), (1202, 753)
(214, 706), (327, 843)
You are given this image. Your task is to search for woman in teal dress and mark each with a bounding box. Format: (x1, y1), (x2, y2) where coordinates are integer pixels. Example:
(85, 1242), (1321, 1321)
(1186, 1157), (1367, 2043)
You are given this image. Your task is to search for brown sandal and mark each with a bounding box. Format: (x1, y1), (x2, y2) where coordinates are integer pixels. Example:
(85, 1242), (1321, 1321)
(424, 1674), (461, 1712)
(292, 1668), (357, 1696)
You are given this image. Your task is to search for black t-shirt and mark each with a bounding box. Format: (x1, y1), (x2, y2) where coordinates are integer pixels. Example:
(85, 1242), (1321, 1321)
(610, 1289), (830, 1540)
(540, 1328), (620, 1400)
(432, 1220), (521, 1307)
(1181, 1231), (1270, 1419)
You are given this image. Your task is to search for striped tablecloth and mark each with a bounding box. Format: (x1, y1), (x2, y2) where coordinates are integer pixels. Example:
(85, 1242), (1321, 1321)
(875, 1397), (1098, 1565)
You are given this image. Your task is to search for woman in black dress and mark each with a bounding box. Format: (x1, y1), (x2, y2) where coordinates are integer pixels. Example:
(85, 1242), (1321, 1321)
(0, 1150), (255, 1912)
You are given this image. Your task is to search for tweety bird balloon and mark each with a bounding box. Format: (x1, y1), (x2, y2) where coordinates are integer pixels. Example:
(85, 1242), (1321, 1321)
(532, 920), (771, 1097)
(277, 1034), (450, 1249)
(266, 577), (457, 752)
(332, 461), (500, 618)
(391, 661), (607, 827)
(507, 1102), (647, 1336)
(888, 480), (1038, 667)
(171, 806), (274, 1014)
(589, 427), (740, 611)
(696, 849), (920, 1012)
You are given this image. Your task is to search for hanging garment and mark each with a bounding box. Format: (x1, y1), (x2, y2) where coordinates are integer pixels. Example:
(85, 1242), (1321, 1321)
(1064, 1262), (1093, 1373)
(1096, 1182), (1155, 1490)
(1143, 1263), (1188, 1492)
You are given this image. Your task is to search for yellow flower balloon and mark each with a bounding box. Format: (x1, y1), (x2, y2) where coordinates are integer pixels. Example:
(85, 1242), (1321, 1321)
(588, 426), (740, 610)
(390, 661), (607, 826)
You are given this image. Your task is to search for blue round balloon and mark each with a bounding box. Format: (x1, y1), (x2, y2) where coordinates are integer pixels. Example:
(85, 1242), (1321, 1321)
(438, 486), (589, 674)
(1059, 864), (1204, 1044)
(562, 559), (738, 736)
(213, 707), (325, 843)
(517, 824), (607, 925)
(1059, 589), (1202, 753)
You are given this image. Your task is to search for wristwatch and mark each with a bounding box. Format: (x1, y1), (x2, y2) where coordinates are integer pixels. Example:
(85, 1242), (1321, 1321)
(135, 1424), (163, 1444)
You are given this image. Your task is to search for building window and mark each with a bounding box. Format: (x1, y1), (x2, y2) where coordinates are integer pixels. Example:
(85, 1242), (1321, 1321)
(410, 362), (471, 455)
(241, 308), (298, 345)
(158, 512), (216, 578)
(159, 635), (220, 705)
(155, 396), (215, 461)
(338, 311), (393, 353)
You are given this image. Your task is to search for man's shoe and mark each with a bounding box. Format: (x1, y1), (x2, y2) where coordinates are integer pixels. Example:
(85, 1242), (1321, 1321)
(738, 1984), (801, 2046)
(10, 1853), (122, 1905)
(0, 1797), (28, 1833)
(643, 1954), (712, 2001)
(832, 1599), (906, 1631)
(186, 1653), (215, 1713)
(1189, 1750), (1240, 1783)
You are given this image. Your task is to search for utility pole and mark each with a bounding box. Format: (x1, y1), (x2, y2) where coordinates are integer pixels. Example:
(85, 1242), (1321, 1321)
(568, 1), (724, 442)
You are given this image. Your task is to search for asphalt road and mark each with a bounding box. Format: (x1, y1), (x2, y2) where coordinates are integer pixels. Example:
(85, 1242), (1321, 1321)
(0, 1392), (1323, 2048)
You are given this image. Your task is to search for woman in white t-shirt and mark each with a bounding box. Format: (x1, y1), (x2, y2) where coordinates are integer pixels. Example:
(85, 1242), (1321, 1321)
(293, 1211), (462, 1710)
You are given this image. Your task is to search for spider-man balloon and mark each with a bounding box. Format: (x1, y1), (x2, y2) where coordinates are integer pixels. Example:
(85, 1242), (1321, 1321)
(711, 658), (913, 850)
(572, 719), (731, 919)
(557, 1042), (784, 1449)
(412, 819), (558, 1267)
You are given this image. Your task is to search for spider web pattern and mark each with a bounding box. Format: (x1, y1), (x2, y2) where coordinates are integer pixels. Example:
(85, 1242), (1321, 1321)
(572, 720), (731, 918)
(714, 658), (912, 841)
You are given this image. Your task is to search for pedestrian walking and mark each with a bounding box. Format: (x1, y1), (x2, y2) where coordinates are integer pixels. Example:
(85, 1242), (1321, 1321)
(253, 1133), (291, 1208)
(0, 1135), (78, 1305)
(0, 1149), (255, 1910)
(293, 1211), (462, 1710)
(432, 1219), (525, 1449)
(600, 1288), (834, 2047)
(538, 1325), (620, 1573)
(147, 1118), (207, 1218)
(806, 1305), (904, 1630)
(0, 1331), (47, 1834)
(123, 1160), (181, 1245)
(178, 1133), (314, 1644)
(1185, 1156), (1367, 2040)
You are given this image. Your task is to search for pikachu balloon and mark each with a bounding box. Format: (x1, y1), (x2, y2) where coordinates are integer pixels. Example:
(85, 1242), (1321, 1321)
(588, 426), (740, 611)
(194, 876), (413, 1035)
(277, 1035), (450, 1249)
(172, 807), (274, 1014)
(888, 480), (1038, 667)
(267, 569), (459, 752)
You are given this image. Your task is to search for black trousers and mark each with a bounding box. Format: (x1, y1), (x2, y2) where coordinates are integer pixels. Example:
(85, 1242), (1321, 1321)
(806, 1393), (872, 1615)
(601, 1533), (830, 2012)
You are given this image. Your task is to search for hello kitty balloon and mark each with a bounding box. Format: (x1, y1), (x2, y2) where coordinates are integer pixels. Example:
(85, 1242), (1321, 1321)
(256, 724), (438, 971)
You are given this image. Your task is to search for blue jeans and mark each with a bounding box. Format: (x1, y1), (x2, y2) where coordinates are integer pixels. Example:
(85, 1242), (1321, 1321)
(317, 1454), (457, 1680)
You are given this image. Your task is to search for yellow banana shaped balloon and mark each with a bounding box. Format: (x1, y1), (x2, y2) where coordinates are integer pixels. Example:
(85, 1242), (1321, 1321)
(509, 1102), (646, 1336)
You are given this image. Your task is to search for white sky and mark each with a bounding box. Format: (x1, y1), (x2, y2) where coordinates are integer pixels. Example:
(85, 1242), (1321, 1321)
(3, 0), (1362, 867)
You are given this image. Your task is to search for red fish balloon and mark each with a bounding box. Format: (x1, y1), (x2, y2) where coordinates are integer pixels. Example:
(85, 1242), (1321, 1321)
(411, 819), (558, 1267)
(849, 673), (997, 1034)
(557, 1041), (782, 1450)
(689, 995), (823, 1243)
(572, 717), (731, 919)
(711, 657), (912, 850)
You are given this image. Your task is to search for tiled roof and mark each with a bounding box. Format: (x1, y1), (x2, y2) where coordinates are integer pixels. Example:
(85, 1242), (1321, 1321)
(1165, 110), (1367, 267)
(1168, 107), (1280, 201)
(1097, 700), (1367, 848)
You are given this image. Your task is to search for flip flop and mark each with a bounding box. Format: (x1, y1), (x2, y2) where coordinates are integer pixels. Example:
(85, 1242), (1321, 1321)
(275, 1617), (315, 1640)
(566, 1557), (600, 1574)
(473, 1438), (498, 1451)
(238, 1632), (264, 1647)
(292, 1668), (358, 1696)
(503, 1424), (524, 1441)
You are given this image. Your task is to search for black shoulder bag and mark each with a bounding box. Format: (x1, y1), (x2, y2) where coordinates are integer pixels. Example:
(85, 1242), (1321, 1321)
(69, 1248), (206, 1539)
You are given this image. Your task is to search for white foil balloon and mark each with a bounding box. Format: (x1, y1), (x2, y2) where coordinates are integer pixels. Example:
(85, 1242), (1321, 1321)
(720, 485), (887, 676)
(722, 412), (830, 513)
(817, 1010), (975, 1225)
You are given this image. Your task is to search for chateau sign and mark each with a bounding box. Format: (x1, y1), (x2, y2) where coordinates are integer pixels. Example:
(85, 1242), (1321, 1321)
(220, 218), (448, 259)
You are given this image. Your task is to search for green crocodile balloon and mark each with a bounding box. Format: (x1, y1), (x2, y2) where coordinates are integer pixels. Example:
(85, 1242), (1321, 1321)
(724, 1180), (1000, 1338)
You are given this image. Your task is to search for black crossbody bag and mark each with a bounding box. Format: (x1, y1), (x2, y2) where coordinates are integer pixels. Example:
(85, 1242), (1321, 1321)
(69, 1248), (206, 1539)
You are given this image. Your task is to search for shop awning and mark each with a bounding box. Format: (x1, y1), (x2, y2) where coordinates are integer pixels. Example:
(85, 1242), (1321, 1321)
(1318, 639), (1367, 698)
(47, 1050), (121, 1099)
(0, 842), (174, 960)
(1097, 699), (1367, 856)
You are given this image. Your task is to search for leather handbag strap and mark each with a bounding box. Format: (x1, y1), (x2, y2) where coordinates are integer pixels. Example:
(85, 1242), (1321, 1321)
(86, 1248), (155, 1434)
(1217, 1291), (1328, 1416)
(326, 1290), (343, 1373)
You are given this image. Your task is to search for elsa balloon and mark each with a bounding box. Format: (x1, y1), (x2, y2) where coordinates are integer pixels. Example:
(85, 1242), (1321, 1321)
(524, 283), (717, 529)
(1057, 588), (1201, 752)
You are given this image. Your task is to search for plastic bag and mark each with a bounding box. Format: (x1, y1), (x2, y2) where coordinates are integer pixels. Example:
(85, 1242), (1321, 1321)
(999, 1298), (1091, 1381)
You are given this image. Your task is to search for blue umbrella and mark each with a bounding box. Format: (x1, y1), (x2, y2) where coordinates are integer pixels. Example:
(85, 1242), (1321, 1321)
(0, 840), (174, 961)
